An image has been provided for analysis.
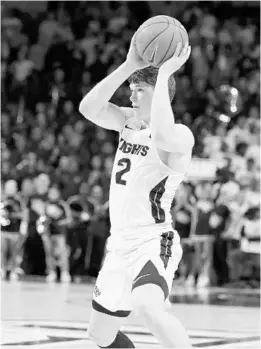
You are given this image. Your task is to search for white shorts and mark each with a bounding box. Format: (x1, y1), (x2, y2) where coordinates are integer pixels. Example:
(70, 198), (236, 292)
(92, 230), (182, 316)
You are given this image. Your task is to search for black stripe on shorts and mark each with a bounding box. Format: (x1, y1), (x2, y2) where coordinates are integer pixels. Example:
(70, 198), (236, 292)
(92, 300), (131, 318)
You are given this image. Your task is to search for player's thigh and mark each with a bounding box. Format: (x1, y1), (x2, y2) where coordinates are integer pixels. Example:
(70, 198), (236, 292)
(88, 308), (128, 346)
(89, 252), (132, 346)
(132, 282), (165, 317)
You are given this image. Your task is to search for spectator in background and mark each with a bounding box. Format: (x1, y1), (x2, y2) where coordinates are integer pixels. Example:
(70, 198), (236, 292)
(67, 194), (90, 282)
(21, 197), (46, 276)
(15, 177), (36, 274)
(16, 152), (39, 181)
(172, 183), (197, 286)
(203, 123), (228, 160)
(79, 21), (103, 67)
(42, 184), (71, 283)
(231, 141), (249, 174)
(1, 180), (26, 280)
(225, 116), (250, 153)
(79, 70), (92, 100)
(11, 45), (34, 93)
(228, 206), (260, 286)
(87, 185), (109, 279)
(55, 154), (82, 199)
(38, 12), (58, 48)
(246, 130), (260, 170)
(210, 204), (231, 286)
(190, 182), (215, 287)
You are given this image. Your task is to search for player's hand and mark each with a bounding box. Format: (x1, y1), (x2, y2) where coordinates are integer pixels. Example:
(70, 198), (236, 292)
(126, 32), (149, 70)
(159, 42), (191, 76)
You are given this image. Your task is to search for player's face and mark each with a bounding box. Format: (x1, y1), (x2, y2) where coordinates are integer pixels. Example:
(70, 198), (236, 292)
(129, 82), (154, 123)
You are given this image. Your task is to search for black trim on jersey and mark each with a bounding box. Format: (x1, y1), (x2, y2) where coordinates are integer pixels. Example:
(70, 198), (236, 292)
(132, 260), (169, 299)
(160, 231), (174, 269)
(92, 300), (131, 317)
(149, 176), (168, 224)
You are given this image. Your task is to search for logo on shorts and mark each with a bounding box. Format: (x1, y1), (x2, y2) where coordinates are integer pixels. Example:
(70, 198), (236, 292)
(93, 285), (101, 297)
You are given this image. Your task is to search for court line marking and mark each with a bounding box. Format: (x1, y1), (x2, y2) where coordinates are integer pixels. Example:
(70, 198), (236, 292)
(2, 321), (260, 348)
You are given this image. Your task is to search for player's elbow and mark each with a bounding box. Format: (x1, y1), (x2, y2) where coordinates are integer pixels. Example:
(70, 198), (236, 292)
(79, 100), (97, 121)
(79, 99), (90, 118)
(177, 125), (195, 149)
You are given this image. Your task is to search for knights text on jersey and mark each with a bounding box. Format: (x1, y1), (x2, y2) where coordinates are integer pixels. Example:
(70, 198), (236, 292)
(109, 121), (185, 237)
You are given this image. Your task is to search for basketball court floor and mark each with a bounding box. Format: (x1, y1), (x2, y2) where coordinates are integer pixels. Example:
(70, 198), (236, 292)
(1, 279), (260, 348)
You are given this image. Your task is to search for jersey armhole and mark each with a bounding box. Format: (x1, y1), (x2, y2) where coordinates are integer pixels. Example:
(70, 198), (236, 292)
(152, 142), (188, 177)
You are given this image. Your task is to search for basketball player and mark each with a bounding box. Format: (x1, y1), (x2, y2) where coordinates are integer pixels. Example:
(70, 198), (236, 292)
(79, 34), (193, 348)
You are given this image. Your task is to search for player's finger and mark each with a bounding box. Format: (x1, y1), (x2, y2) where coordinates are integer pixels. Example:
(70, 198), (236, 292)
(182, 45), (190, 61)
(180, 42), (189, 57)
(174, 42), (182, 57)
(186, 45), (191, 59)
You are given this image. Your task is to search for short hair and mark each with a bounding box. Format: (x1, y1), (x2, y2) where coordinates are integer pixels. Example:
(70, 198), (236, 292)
(128, 66), (176, 101)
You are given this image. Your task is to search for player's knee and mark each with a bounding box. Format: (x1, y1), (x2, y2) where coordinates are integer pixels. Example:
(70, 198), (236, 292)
(134, 299), (166, 329)
(135, 300), (155, 319)
(88, 326), (115, 347)
(88, 310), (120, 347)
(87, 328), (100, 345)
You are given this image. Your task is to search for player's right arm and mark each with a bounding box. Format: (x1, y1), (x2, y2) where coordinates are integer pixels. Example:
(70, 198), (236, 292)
(79, 34), (148, 132)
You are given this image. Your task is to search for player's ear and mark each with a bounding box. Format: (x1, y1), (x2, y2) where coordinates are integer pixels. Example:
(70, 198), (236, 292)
(150, 85), (155, 95)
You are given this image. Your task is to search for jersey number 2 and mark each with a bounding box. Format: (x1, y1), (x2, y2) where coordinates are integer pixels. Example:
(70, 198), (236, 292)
(116, 158), (131, 185)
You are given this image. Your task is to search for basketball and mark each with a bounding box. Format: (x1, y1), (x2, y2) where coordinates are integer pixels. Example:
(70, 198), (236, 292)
(135, 15), (189, 68)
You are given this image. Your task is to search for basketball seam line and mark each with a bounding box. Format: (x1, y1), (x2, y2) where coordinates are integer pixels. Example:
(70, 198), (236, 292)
(178, 26), (187, 34)
(158, 30), (175, 66)
(139, 21), (169, 30)
(140, 18), (187, 35)
(142, 24), (169, 56)
(172, 17), (186, 34)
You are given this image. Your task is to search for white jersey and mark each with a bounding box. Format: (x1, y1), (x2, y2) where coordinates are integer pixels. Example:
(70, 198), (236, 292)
(108, 113), (186, 248)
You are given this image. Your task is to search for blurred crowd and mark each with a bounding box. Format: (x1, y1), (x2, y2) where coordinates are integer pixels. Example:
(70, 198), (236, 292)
(1, 1), (260, 286)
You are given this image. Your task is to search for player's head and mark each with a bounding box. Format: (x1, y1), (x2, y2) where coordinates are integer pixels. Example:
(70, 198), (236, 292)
(128, 66), (176, 122)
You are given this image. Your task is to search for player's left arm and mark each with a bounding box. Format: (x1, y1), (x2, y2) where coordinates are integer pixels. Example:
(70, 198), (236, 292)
(150, 42), (194, 153)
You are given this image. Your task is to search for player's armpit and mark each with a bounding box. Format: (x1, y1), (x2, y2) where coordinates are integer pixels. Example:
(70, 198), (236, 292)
(81, 102), (130, 132)
(153, 124), (195, 154)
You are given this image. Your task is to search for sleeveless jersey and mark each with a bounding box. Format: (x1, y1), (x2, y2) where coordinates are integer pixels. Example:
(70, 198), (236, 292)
(108, 115), (186, 247)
